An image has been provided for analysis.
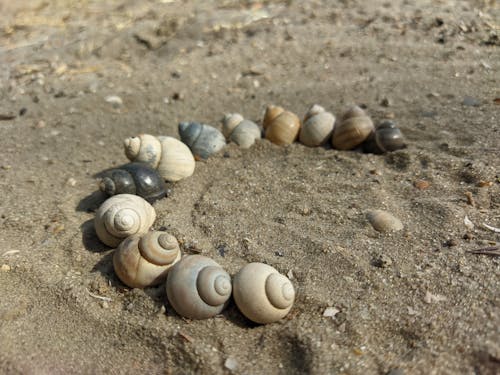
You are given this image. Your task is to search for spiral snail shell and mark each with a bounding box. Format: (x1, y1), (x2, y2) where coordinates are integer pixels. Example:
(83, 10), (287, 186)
(222, 113), (262, 149)
(124, 134), (195, 182)
(178, 122), (226, 160)
(99, 162), (166, 203)
(113, 231), (181, 288)
(94, 194), (156, 248)
(233, 263), (295, 324)
(362, 120), (406, 154)
(263, 105), (301, 146)
(331, 106), (375, 150)
(299, 104), (336, 147)
(166, 255), (232, 319)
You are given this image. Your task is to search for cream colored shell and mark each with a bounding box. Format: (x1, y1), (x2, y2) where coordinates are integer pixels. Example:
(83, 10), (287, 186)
(113, 231), (181, 288)
(222, 113), (261, 149)
(331, 106), (374, 150)
(94, 194), (156, 247)
(233, 262), (295, 324)
(299, 104), (336, 147)
(366, 210), (403, 232)
(124, 134), (195, 182)
(263, 105), (301, 146)
(166, 255), (232, 319)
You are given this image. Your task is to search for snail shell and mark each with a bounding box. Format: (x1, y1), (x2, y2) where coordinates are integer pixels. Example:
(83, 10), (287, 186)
(166, 255), (232, 319)
(263, 105), (301, 146)
(124, 134), (195, 182)
(94, 194), (156, 247)
(331, 106), (374, 150)
(113, 231), (181, 288)
(299, 104), (336, 147)
(99, 162), (166, 203)
(233, 263), (295, 324)
(362, 120), (406, 154)
(178, 122), (226, 159)
(366, 210), (403, 232)
(222, 113), (262, 149)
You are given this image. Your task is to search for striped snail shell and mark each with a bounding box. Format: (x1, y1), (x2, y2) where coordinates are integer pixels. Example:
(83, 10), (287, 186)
(331, 106), (374, 150)
(263, 105), (301, 146)
(299, 104), (336, 147)
(362, 120), (406, 154)
(178, 122), (226, 160)
(99, 163), (166, 203)
(124, 134), (195, 182)
(113, 231), (181, 288)
(166, 255), (232, 319)
(233, 263), (295, 324)
(94, 194), (156, 248)
(222, 113), (262, 149)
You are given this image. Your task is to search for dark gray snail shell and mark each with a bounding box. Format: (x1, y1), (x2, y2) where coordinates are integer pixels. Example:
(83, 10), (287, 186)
(178, 122), (226, 160)
(99, 163), (166, 203)
(362, 120), (406, 154)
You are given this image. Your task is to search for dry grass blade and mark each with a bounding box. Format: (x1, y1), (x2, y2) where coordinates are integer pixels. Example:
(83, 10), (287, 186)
(467, 246), (500, 256)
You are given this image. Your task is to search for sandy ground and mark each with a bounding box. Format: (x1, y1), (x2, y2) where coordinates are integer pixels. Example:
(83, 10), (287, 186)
(0, 0), (499, 374)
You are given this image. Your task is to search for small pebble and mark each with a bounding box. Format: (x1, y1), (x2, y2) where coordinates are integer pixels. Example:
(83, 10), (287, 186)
(462, 96), (481, 107)
(105, 95), (123, 107)
(423, 291), (447, 304)
(101, 301), (109, 309)
(367, 210), (403, 232)
(371, 254), (393, 268)
(414, 180), (430, 190)
(386, 369), (405, 375)
(224, 357), (238, 371)
(35, 120), (46, 128)
(66, 177), (77, 187)
(323, 307), (340, 318)
(1, 264), (11, 272)
(380, 97), (391, 107)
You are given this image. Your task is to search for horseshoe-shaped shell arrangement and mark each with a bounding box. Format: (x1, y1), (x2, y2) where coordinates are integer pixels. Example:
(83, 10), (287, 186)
(166, 255), (232, 319)
(124, 134), (195, 182)
(222, 113), (262, 149)
(178, 122), (226, 159)
(94, 194), (156, 247)
(331, 106), (375, 150)
(263, 105), (301, 146)
(113, 231), (181, 288)
(99, 162), (166, 203)
(233, 262), (295, 324)
(299, 104), (336, 147)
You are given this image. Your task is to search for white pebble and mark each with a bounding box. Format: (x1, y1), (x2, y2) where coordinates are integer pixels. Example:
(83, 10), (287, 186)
(224, 357), (238, 371)
(323, 307), (340, 318)
(105, 95), (123, 107)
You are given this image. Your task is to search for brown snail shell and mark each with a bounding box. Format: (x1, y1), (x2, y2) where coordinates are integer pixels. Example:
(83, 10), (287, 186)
(124, 134), (195, 182)
(94, 194), (156, 247)
(113, 231), (181, 288)
(233, 262), (295, 324)
(166, 255), (232, 319)
(222, 113), (261, 149)
(331, 106), (374, 150)
(362, 120), (406, 154)
(263, 105), (301, 146)
(299, 104), (336, 147)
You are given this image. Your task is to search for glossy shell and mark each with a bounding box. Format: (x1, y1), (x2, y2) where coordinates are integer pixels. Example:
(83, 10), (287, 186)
(363, 121), (406, 154)
(263, 105), (301, 146)
(222, 113), (261, 149)
(113, 231), (181, 288)
(299, 104), (336, 147)
(99, 162), (166, 203)
(366, 210), (403, 232)
(124, 134), (195, 182)
(331, 106), (374, 150)
(233, 262), (295, 324)
(178, 122), (226, 159)
(166, 255), (232, 319)
(94, 194), (156, 247)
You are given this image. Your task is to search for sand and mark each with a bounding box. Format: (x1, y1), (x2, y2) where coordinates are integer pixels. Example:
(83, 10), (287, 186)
(0, 0), (499, 374)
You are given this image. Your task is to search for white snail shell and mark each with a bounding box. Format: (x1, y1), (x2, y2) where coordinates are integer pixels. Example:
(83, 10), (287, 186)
(113, 231), (181, 288)
(124, 134), (195, 182)
(233, 263), (295, 324)
(299, 104), (336, 147)
(222, 113), (261, 149)
(94, 194), (156, 247)
(166, 255), (232, 319)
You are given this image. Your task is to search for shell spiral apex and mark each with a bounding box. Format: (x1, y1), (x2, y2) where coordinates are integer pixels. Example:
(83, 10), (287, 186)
(166, 255), (232, 319)
(113, 231), (181, 288)
(233, 262), (295, 324)
(94, 194), (156, 247)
